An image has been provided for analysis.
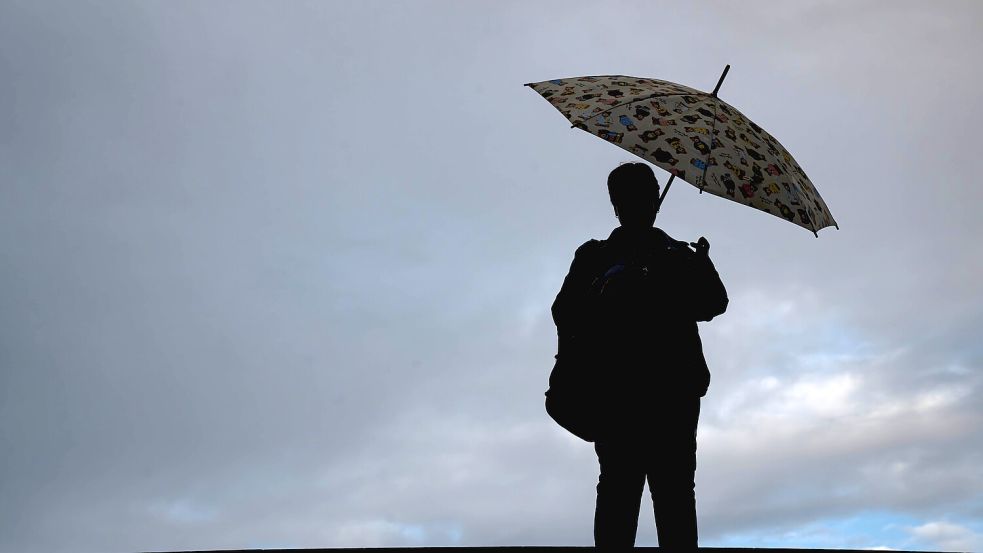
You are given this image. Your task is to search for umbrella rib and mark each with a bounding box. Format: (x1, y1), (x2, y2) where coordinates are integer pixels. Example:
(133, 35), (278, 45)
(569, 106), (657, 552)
(809, 204), (819, 237)
(700, 99), (720, 192)
(568, 91), (708, 127)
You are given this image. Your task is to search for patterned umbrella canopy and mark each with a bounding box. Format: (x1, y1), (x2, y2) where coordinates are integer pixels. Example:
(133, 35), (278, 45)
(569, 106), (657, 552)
(525, 69), (837, 235)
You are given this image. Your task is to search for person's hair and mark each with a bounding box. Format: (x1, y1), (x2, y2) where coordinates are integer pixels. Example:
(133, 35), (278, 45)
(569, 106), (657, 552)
(607, 162), (660, 206)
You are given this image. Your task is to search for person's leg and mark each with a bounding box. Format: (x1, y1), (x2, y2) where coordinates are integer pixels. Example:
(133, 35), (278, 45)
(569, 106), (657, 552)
(647, 397), (701, 549)
(594, 438), (646, 547)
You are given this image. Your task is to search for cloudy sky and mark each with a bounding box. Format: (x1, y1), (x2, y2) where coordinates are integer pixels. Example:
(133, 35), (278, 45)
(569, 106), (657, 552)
(2, 1), (982, 552)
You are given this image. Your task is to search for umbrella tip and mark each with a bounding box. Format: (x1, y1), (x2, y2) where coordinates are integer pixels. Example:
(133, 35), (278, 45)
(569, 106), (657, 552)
(711, 65), (731, 97)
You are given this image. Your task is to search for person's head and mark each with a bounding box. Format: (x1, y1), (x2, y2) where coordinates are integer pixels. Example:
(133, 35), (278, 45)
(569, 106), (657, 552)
(607, 162), (660, 229)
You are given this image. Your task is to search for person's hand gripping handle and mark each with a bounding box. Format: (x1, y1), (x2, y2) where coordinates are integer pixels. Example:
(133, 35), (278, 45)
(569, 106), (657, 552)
(689, 236), (710, 258)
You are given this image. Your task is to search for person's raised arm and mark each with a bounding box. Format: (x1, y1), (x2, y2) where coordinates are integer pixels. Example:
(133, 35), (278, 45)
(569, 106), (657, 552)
(685, 237), (728, 322)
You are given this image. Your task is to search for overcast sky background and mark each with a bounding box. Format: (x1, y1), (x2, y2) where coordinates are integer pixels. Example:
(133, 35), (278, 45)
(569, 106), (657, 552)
(2, 1), (982, 552)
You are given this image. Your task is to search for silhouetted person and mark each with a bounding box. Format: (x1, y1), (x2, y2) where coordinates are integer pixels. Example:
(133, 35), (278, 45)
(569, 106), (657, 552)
(551, 163), (728, 548)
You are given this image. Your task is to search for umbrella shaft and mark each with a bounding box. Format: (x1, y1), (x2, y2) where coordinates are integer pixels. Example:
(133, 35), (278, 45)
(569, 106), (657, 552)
(657, 174), (675, 213)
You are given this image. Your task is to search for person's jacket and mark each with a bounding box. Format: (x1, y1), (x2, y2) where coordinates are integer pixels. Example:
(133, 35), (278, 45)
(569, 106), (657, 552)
(551, 226), (728, 400)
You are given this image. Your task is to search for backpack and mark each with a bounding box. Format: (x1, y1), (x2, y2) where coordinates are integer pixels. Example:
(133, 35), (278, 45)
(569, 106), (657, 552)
(544, 239), (659, 442)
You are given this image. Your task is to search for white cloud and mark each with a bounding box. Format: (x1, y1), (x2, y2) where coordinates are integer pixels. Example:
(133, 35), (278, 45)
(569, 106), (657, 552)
(908, 521), (983, 552)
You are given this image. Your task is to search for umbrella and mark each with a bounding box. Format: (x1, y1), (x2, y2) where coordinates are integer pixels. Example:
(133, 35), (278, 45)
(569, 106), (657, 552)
(524, 66), (837, 236)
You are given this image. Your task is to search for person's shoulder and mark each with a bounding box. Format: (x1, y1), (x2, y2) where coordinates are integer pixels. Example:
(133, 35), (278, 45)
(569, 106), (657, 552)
(572, 238), (604, 261)
(654, 227), (692, 253)
(573, 238), (604, 261)
(575, 238), (601, 252)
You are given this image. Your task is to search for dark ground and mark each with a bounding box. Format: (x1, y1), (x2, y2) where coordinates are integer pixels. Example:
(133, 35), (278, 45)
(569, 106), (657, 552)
(146, 546), (952, 553)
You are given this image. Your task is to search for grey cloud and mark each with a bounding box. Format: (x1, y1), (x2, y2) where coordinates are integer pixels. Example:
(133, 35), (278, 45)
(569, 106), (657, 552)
(2, 1), (982, 552)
